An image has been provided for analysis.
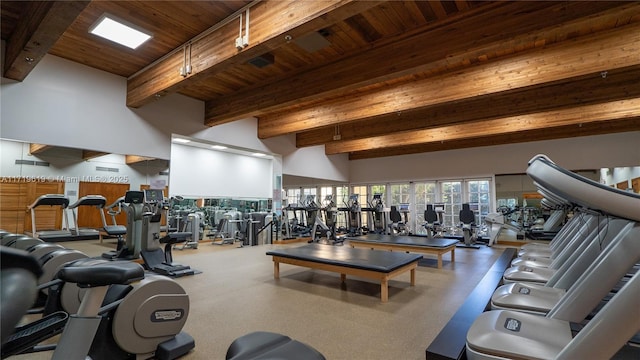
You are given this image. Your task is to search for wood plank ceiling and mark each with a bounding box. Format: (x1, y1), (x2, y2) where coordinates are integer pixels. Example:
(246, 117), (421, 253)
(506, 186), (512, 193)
(2, 1), (639, 160)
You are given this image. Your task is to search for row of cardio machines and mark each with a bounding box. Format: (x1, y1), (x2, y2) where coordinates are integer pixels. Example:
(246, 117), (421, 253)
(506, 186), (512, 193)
(26, 193), (111, 241)
(26, 190), (199, 277)
(0, 231), (195, 360)
(102, 189), (197, 277)
(465, 154), (640, 360)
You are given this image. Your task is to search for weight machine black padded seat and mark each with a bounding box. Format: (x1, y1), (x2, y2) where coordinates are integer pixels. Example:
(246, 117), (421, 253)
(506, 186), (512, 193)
(389, 206), (402, 223)
(459, 203), (475, 225)
(425, 204), (439, 224)
(103, 225), (127, 237)
(102, 225), (127, 246)
(226, 331), (325, 360)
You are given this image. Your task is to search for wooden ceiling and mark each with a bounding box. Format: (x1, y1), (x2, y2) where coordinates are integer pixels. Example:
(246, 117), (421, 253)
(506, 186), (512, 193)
(2, 1), (639, 160)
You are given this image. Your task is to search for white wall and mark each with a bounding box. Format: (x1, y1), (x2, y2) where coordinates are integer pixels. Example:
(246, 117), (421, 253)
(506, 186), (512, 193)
(0, 53), (349, 183)
(169, 143), (272, 199)
(0, 55), (188, 159)
(601, 166), (640, 190)
(349, 132), (640, 183)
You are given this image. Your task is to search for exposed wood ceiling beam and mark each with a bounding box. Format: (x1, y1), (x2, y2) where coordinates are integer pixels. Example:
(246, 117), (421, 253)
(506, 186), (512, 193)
(3, 1), (89, 81)
(348, 119), (640, 160)
(125, 155), (155, 165)
(205, 2), (636, 126)
(324, 98), (640, 155)
(82, 150), (109, 160)
(258, 22), (640, 139)
(28, 143), (52, 155)
(126, 0), (380, 108)
(297, 65), (640, 147)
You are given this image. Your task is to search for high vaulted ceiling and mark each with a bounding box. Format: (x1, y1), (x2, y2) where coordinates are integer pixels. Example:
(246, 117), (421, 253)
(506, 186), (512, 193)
(2, 1), (639, 160)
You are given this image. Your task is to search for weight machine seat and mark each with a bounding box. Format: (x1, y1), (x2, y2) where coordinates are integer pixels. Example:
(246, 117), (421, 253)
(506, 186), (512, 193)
(459, 203), (475, 224)
(159, 232), (191, 245)
(389, 206), (402, 223)
(57, 258), (144, 287)
(103, 225), (126, 236)
(226, 331), (325, 360)
(424, 205), (439, 223)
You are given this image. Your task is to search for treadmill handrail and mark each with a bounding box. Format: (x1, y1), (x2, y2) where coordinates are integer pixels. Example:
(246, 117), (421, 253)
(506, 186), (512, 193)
(68, 195), (107, 209)
(105, 196), (125, 210)
(527, 155), (640, 221)
(27, 194), (70, 209)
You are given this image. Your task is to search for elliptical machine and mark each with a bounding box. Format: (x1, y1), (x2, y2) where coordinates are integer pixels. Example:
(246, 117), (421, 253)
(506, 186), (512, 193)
(309, 195), (344, 245)
(1, 247), (195, 360)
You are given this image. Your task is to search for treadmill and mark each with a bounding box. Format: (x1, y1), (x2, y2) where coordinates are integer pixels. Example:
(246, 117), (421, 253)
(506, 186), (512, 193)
(67, 195), (107, 239)
(466, 154), (640, 360)
(26, 194), (72, 241)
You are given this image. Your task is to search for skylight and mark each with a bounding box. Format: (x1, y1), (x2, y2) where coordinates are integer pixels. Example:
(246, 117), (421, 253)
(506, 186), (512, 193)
(89, 14), (152, 49)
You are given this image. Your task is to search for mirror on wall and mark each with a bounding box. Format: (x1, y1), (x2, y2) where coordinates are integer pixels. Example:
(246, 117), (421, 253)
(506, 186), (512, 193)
(0, 138), (169, 234)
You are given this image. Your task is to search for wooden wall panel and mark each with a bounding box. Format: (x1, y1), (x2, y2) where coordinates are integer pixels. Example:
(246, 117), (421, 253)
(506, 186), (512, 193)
(77, 182), (130, 229)
(26, 182), (66, 234)
(0, 180), (64, 234)
(632, 177), (640, 194)
(616, 181), (629, 190)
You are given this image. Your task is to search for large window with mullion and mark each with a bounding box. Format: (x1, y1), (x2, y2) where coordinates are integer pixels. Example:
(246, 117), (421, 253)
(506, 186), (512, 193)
(467, 179), (491, 226)
(440, 181), (462, 233)
(389, 183), (411, 231)
(414, 182), (436, 235)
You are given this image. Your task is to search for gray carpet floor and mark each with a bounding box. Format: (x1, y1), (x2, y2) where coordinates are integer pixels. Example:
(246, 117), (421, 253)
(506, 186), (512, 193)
(12, 235), (513, 360)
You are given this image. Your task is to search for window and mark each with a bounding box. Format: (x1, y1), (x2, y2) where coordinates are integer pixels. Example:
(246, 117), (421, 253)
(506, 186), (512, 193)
(414, 182), (436, 235)
(440, 181), (462, 231)
(335, 186), (349, 229)
(285, 188), (301, 206)
(390, 183), (411, 231)
(351, 185), (368, 227)
(318, 187), (333, 208)
(468, 180), (491, 226)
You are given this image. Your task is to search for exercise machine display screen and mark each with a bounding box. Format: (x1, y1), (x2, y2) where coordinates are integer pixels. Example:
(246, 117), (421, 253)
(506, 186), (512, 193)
(144, 189), (165, 203)
(124, 191), (145, 204)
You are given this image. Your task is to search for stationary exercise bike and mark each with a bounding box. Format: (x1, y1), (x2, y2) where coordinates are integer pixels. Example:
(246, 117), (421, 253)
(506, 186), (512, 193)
(136, 189), (196, 277)
(1, 247), (195, 360)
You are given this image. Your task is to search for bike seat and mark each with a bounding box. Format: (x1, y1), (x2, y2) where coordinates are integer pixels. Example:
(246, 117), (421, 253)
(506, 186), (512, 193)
(57, 258), (144, 288)
(160, 232), (191, 244)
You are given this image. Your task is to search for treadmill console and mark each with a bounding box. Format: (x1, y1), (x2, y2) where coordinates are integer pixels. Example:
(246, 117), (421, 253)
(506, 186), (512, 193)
(124, 191), (145, 204)
(144, 189), (165, 203)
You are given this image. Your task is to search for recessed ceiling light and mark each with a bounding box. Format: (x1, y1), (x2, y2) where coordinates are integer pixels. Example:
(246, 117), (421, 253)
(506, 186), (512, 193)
(89, 14), (152, 49)
(173, 138), (191, 144)
(252, 152), (266, 157)
(212, 145), (228, 150)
